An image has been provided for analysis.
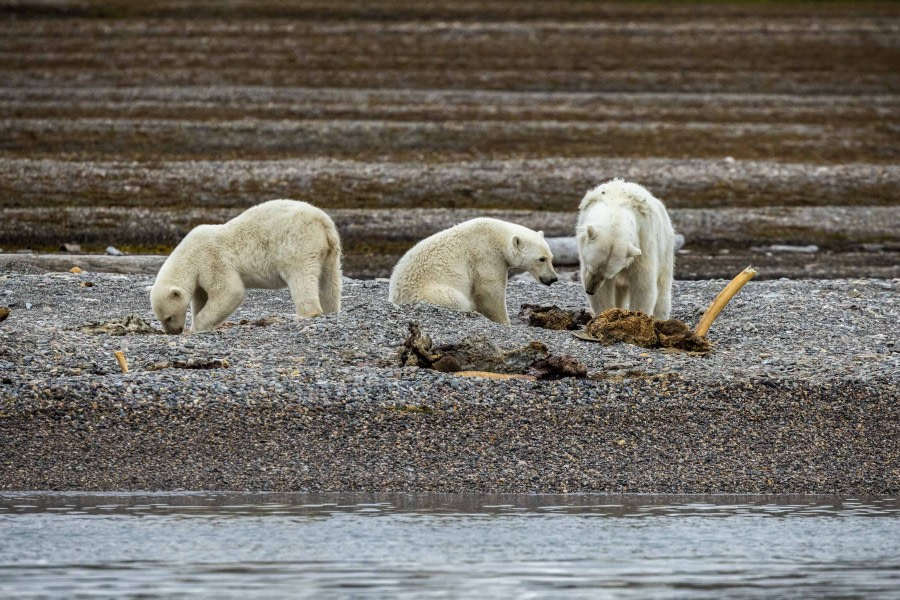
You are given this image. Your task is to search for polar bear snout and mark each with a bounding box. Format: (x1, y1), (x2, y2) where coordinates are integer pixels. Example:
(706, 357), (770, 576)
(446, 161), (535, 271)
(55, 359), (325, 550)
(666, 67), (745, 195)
(581, 269), (599, 295)
(539, 274), (558, 286)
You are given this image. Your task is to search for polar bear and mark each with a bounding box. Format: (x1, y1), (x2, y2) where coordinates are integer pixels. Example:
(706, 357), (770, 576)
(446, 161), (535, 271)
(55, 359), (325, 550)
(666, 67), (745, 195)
(151, 199), (342, 334)
(389, 217), (558, 324)
(577, 179), (675, 319)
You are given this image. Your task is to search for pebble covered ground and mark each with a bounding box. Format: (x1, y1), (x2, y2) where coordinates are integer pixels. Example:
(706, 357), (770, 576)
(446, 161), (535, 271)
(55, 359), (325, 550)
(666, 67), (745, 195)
(1, 269), (897, 493)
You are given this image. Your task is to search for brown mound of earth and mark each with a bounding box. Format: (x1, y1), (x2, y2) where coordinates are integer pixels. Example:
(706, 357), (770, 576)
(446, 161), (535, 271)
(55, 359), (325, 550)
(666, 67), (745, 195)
(0, 307), (8, 324)
(519, 304), (592, 330)
(584, 308), (711, 354)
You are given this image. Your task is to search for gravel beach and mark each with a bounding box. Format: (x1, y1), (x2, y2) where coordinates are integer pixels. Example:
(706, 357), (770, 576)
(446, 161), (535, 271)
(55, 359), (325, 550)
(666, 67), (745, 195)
(1, 1), (898, 494)
(1, 270), (897, 493)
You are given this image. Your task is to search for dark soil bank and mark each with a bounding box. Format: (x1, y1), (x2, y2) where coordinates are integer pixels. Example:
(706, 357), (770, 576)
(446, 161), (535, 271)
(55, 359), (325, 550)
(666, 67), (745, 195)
(0, 271), (897, 493)
(1, 1), (898, 276)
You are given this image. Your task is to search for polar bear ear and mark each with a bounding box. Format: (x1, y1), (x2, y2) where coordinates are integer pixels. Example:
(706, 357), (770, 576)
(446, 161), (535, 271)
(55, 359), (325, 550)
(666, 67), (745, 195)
(586, 225), (597, 241)
(537, 230), (544, 237)
(512, 235), (523, 252)
(169, 287), (183, 299)
(627, 245), (642, 257)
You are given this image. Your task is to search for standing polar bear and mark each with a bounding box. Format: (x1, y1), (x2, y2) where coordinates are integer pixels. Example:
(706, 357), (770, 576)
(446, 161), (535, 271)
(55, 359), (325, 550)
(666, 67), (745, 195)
(577, 179), (675, 319)
(389, 217), (558, 324)
(151, 199), (342, 334)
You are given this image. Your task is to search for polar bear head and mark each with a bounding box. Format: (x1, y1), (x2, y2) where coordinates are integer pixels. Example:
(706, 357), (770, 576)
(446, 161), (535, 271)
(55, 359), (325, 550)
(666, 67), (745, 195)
(150, 284), (190, 334)
(577, 224), (642, 295)
(507, 231), (558, 285)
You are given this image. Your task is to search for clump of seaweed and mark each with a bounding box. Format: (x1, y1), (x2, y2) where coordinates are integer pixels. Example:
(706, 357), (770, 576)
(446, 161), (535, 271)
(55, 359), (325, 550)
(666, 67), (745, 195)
(581, 309), (711, 354)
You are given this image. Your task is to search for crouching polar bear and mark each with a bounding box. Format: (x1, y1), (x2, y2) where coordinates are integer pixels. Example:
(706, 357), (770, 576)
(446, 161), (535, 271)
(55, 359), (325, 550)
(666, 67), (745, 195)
(151, 199), (342, 334)
(577, 179), (675, 319)
(389, 217), (558, 324)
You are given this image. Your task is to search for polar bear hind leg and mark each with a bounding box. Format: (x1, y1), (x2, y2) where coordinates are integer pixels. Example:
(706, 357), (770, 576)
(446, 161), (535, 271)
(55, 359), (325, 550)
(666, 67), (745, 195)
(285, 259), (325, 318)
(420, 284), (475, 313)
(317, 232), (342, 315)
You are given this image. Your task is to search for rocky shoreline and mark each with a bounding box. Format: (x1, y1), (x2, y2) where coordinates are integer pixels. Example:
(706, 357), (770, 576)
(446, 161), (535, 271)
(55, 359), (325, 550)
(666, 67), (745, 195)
(1, 269), (897, 493)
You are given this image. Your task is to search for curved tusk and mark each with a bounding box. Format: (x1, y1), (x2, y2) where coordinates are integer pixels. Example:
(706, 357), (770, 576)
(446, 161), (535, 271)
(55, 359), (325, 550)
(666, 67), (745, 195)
(694, 266), (759, 337)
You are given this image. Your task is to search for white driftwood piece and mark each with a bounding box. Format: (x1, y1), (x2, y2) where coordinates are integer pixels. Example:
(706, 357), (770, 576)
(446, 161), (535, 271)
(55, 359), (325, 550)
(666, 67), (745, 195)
(0, 253), (165, 274)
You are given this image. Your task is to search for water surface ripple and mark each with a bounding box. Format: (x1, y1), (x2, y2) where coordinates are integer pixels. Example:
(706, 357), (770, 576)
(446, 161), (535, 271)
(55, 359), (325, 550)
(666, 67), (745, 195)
(1, 493), (898, 599)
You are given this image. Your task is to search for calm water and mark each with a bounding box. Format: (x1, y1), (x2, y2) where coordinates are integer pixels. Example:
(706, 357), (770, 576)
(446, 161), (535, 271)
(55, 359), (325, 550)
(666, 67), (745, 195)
(1, 493), (898, 599)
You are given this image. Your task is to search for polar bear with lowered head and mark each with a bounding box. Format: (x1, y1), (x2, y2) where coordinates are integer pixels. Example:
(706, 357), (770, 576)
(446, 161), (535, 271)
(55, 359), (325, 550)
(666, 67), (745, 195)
(389, 217), (558, 324)
(577, 179), (675, 319)
(151, 199), (342, 334)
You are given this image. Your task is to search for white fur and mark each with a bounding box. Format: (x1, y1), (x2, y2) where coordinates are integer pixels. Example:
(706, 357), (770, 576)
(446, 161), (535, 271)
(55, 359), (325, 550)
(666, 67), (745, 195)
(389, 217), (558, 324)
(576, 180), (675, 319)
(150, 199), (342, 333)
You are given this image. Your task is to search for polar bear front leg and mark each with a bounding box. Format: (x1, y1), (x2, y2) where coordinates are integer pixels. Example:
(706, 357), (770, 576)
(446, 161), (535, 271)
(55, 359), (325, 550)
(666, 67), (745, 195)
(191, 285), (246, 333)
(587, 280), (616, 316)
(653, 266), (674, 320)
(191, 286), (209, 325)
(628, 278), (659, 318)
(615, 284), (631, 311)
(472, 278), (510, 325)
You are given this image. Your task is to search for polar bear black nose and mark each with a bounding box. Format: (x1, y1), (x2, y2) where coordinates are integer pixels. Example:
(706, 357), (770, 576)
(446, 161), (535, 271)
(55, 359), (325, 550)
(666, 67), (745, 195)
(541, 275), (558, 285)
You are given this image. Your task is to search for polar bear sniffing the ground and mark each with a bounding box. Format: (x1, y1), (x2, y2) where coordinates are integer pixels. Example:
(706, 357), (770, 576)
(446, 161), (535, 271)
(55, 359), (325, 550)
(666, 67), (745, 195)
(151, 199), (342, 334)
(389, 217), (558, 324)
(577, 180), (675, 319)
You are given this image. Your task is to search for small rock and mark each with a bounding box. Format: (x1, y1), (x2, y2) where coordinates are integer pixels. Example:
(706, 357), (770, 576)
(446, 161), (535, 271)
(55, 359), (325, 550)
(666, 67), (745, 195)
(0, 307), (8, 323)
(60, 243), (82, 253)
(105, 246), (124, 256)
(69, 266), (82, 274)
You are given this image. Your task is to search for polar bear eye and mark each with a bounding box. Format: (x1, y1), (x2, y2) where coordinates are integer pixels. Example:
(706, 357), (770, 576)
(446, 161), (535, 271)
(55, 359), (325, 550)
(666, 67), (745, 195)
(539, 257), (547, 262)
